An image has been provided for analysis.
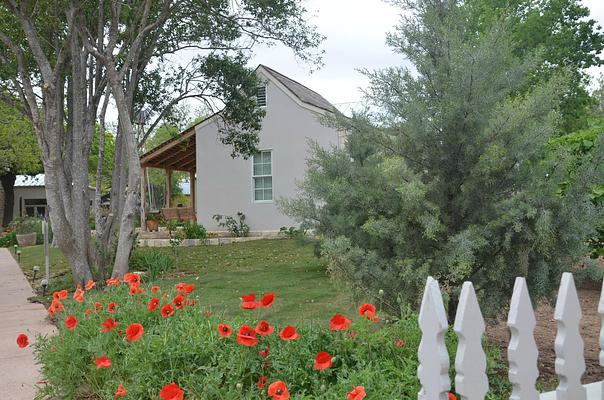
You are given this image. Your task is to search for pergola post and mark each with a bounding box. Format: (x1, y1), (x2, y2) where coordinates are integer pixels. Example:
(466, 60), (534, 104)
(165, 168), (172, 208)
(140, 166), (146, 231)
(189, 170), (196, 216)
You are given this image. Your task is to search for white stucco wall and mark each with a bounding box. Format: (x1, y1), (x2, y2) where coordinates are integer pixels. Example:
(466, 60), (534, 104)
(13, 186), (47, 220)
(195, 70), (341, 232)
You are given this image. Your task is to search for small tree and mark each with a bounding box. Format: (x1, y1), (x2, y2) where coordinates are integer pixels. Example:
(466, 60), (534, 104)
(282, 0), (602, 319)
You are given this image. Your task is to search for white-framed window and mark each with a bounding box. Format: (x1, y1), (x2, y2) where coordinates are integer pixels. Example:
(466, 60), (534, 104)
(256, 85), (267, 107)
(252, 150), (272, 202)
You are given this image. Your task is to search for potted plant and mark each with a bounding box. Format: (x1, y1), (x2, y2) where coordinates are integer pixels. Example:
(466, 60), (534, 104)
(13, 217), (40, 247)
(146, 213), (162, 232)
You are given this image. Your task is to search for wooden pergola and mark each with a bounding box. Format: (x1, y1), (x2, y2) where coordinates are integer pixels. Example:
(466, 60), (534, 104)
(139, 126), (196, 230)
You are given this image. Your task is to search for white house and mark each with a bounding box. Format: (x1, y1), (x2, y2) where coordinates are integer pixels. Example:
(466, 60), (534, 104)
(140, 65), (344, 234)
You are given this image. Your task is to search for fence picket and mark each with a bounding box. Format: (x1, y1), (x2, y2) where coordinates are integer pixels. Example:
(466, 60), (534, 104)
(418, 277), (451, 400)
(554, 272), (586, 400)
(453, 282), (488, 400)
(507, 277), (539, 400)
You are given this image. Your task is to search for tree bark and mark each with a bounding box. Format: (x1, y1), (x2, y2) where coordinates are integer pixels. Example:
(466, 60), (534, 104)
(0, 173), (16, 226)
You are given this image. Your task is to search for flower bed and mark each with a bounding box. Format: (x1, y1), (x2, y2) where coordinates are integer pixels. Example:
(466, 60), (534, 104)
(18, 275), (507, 399)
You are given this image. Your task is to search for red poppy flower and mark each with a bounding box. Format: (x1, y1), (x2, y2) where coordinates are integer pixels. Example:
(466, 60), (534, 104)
(172, 294), (186, 309)
(358, 303), (376, 319)
(148, 297), (160, 311)
(348, 386), (366, 400)
(175, 282), (187, 292)
(102, 317), (118, 333)
(115, 384), (127, 397)
(151, 285), (160, 293)
(260, 292), (275, 308)
(53, 289), (68, 300)
(159, 383), (184, 400)
(85, 308), (93, 319)
(217, 323), (232, 337)
(73, 288), (84, 303)
(125, 323), (144, 342)
(161, 304), (174, 318)
(279, 325), (301, 341)
(176, 283), (195, 294)
(106, 277), (120, 286)
(257, 375), (267, 389)
(448, 393), (457, 400)
(108, 302), (117, 313)
(329, 313), (352, 331)
(259, 348), (270, 358)
(314, 351), (333, 370)
(236, 324), (259, 347)
(241, 293), (260, 309)
(241, 293), (256, 302)
(124, 273), (140, 285)
(255, 320), (274, 336)
(349, 331), (358, 338)
(95, 356), (112, 369)
(16, 333), (28, 348)
(94, 301), (102, 311)
(267, 381), (289, 400)
(395, 338), (406, 347)
(65, 315), (78, 330)
(85, 280), (96, 290)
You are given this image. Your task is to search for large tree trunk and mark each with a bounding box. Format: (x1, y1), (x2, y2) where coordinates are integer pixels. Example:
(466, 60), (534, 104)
(0, 173), (16, 226)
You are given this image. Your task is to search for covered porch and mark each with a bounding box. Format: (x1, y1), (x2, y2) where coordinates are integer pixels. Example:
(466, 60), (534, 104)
(139, 126), (196, 231)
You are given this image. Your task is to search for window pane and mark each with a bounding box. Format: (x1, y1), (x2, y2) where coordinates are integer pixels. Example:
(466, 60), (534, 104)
(262, 163), (271, 175)
(253, 154), (261, 164)
(253, 164), (262, 175)
(262, 151), (271, 163)
(254, 189), (264, 201)
(264, 189), (273, 200)
(264, 177), (272, 189)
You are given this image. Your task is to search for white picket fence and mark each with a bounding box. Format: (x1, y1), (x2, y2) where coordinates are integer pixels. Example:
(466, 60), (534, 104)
(417, 272), (604, 400)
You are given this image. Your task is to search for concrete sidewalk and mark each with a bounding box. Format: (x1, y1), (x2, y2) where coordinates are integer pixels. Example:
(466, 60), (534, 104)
(0, 248), (55, 400)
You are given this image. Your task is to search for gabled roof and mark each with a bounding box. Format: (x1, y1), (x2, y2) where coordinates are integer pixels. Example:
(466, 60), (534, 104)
(258, 65), (336, 113)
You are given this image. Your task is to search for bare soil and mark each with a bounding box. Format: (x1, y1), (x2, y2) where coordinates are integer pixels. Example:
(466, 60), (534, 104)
(487, 287), (603, 383)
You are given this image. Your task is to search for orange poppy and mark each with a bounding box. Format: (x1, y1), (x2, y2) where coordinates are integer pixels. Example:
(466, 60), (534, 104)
(267, 381), (289, 400)
(115, 384), (127, 397)
(16, 333), (28, 348)
(102, 317), (118, 333)
(85, 280), (96, 290)
(124, 273), (140, 285)
(65, 315), (78, 330)
(313, 351), (333, 371)
(125, 323), (144, 342)
(47, 304), (57, 317)
(329, 313), (352, 331)
(106, 277), (120, 286)
(159, 383), (184, 400)
(73, 288), (84, 303)
(53, 289), (68, 300)
(449, 393), (457, 400)
(257, 375), (267, 389)
(358, 303), (376, 319)
(255, 320), (274, 336)
(217, 324), (232, 337)
(108, 302), (117, 313)
(161, 304), (174, 318)
(95, 356), (112, 369)
(347, 386), (366, 400)
(148, 298), (160, 311)
(279, 325), (300, 341)
(172, 294), (186, 309)
(241, 293), (260, 309)
(236, 325), (259, 347)
(260, 292), (275, 308)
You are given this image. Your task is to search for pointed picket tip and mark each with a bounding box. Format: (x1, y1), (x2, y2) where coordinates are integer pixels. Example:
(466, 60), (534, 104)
(453, 281), (485, 335)
(419, 276), (448, 331)
(554, 272), (582, 323)
(508, 277), (536, 327)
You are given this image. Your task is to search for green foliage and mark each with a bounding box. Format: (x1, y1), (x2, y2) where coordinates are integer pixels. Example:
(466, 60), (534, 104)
(213, 212), (250, 237)
(181, 221), (207, 240)
(282, 0), (601, 317)
(467, 0), (604, 132)
(129, 250), (175, 281)
(0, 100), (41, 175)
(33, 283), (510, 399)
(0, 230), (16, 247)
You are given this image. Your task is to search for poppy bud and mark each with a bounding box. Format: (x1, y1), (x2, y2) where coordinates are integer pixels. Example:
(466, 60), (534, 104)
(236, 383), (243, 390)
(378, 289), (384, 296)
(320, 385), (326, 392)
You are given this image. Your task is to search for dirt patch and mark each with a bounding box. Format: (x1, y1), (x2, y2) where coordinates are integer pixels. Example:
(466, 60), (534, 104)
(487, 288), (603, 383)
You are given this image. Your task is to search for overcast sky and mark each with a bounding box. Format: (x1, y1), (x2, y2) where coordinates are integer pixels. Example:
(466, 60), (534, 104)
(246, 0), (604, 113)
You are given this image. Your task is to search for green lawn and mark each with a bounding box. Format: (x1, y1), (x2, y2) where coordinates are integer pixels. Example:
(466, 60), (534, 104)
(14, 239), (355, 325)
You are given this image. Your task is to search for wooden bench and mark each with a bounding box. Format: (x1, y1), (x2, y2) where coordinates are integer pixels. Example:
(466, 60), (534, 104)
(160, 207), (196, 222)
